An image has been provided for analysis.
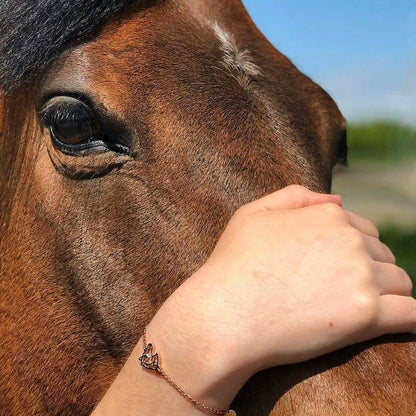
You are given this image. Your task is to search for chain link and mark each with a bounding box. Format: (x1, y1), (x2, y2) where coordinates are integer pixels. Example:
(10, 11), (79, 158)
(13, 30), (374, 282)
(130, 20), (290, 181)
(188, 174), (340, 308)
(141, 327), (234, 416)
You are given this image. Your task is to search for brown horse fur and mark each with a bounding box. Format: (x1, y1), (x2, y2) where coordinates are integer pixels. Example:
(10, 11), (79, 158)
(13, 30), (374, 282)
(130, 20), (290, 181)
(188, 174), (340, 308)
(1, 1), (415, 415)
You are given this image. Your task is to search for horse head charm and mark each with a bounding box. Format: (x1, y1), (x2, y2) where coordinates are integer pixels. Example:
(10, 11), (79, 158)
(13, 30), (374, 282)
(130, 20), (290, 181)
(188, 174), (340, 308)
(139, 343), (160, 371)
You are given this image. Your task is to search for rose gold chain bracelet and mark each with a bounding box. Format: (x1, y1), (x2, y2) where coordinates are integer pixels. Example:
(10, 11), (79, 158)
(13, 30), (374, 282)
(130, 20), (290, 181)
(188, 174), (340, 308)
(139, 327), (236, 416)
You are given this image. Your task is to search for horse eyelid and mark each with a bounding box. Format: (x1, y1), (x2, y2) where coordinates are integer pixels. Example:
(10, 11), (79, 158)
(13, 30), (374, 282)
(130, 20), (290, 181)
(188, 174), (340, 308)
(37, 94), (133, 156)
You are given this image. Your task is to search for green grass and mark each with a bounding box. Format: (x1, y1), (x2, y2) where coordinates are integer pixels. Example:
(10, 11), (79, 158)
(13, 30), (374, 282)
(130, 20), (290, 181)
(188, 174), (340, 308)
(347, 121), (416, 162)
(379, 227), (416, 297)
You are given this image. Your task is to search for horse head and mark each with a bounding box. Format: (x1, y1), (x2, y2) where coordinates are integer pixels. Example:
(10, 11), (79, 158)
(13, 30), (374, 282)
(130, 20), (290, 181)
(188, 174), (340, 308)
(1, 1), (414, 415)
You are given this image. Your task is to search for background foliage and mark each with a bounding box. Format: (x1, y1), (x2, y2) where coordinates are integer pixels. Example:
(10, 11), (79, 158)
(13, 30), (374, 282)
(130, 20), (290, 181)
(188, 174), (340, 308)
(333, 121), (416, 296)
(348, 122), (416, 162)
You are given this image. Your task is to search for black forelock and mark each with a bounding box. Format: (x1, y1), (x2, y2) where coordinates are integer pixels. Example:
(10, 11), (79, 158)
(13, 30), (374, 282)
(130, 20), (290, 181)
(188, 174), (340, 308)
(0, 0), (143, 93)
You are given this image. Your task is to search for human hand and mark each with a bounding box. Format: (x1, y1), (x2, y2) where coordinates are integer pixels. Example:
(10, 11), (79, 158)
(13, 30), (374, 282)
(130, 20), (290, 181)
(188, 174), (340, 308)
(146, 185), (415, 411)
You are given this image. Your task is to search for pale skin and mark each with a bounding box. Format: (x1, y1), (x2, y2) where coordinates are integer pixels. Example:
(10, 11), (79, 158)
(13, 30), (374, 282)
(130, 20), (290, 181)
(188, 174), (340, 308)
(93, 185), (415, 416)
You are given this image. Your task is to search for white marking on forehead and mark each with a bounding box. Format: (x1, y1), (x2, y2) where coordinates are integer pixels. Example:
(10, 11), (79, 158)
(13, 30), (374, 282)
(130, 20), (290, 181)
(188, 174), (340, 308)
(208, 22), (316, 184)
(210, 21), (262, 89)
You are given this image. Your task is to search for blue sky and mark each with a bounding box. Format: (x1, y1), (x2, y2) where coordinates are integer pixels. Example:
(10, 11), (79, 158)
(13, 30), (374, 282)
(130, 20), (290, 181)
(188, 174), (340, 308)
(243, 1), (416, 124)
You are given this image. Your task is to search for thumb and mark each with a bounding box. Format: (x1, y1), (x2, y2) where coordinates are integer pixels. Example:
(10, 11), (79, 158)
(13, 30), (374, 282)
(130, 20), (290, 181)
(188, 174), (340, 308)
(241, 185), (342, 214)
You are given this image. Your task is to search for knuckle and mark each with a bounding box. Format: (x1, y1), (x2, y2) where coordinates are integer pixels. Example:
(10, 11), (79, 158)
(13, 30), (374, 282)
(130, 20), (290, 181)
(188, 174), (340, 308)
(343, 227), (365, 248)
(350, 293), (379, 328)
(286, 184), (308, 194)
(284, 184), (310, 204)
(320, 203), (345, 218)
(398, 267), (413, 294)
(350, 259), (374, 288)
(292, 184), (318, 200)
(368, 219), (380, 238)
(383, 243), (396, 263)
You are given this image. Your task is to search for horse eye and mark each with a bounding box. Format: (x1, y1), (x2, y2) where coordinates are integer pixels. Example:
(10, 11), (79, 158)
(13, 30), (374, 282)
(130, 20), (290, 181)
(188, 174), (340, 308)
(50, 104), (100, 145)
(39, 96), (103, 152)
(39, 96), (130, 157)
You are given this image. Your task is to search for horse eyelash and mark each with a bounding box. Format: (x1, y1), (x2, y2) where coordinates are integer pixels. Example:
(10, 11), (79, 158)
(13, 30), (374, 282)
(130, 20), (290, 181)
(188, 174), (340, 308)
(39, 104), (91, 126)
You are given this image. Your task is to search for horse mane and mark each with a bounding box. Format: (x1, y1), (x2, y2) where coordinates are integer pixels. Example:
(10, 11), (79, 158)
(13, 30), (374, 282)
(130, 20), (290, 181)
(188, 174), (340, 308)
(0, 0), (145, 93)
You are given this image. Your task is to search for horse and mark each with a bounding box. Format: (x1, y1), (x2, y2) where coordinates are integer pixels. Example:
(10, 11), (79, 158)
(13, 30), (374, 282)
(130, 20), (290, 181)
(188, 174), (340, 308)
(1, 0), (415, 415)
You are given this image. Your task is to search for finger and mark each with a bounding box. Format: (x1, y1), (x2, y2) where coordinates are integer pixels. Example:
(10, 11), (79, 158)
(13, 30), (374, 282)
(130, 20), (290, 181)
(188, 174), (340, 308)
(242, 185), (342, 214)
(374, 295), (416, 336)
(345, 210), (379, 238)
(373, 262), (413, 296)
(363, 235), (396, 263)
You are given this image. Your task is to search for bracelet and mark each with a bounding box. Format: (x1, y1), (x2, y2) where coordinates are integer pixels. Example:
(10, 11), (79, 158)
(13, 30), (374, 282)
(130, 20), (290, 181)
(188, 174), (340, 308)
(139, 327), (236, 416)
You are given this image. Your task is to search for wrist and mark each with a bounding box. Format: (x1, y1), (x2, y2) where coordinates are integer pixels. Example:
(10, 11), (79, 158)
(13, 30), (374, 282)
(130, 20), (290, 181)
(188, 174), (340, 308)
(147, 267), (253, 411)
